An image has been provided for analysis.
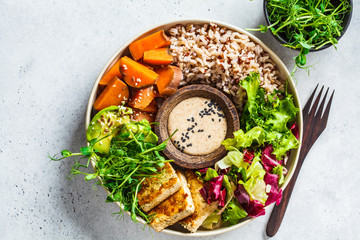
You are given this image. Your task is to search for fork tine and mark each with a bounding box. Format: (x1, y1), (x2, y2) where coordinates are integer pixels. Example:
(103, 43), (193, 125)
(321, 90), (335, 125)
(309, 85), (324, 116)
(303, 84), (319, 114)
(315, 87), (329, 118)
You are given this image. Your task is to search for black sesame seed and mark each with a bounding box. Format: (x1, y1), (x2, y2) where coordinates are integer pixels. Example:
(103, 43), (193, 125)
(208, 135), (211, 138)
(212, 118), (214, 122)
(191, 130), (194, 133)
(195, 122), (197, 126)
(187, 143), (192, 147)
(187, 118), (191, 121)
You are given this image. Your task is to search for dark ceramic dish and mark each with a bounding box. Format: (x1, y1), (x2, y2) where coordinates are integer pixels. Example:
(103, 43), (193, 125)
(264, 0), (353, 52)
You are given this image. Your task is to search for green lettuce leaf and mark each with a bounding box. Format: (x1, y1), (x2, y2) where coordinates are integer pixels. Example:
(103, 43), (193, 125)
(242, 171), (267, 205)
(272, 165), (285, 186)
(204, 168), (219, 181)
(272, 131), (299, 158)
(260, 93), (298, 133)
(223, 175), (236, 203)
(222, 126), (266, 150)
(245, 155), (263, 180)
(201, 210), (222, 229)
(222, 198), (248, 225)
(215, 149), (248, 170)
(240, 156), (268, 205)
(235, 72), (299, 158)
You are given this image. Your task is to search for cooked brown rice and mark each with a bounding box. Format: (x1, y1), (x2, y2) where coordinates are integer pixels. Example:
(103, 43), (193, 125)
(168, 23), (284, 107)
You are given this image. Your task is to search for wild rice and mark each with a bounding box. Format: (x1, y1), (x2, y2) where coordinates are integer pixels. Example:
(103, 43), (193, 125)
(168, 23), (284, 107)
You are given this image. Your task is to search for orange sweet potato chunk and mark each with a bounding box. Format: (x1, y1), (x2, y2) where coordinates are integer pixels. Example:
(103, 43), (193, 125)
(98, 58), (122, 88)
(129, 30), (171, 61)
(138, 99), (157, 113)
(155, 66), (183, 97)
(93, 77), (129, 111)
(143, 48), (173, 65)
(120, 56), (158, 88)
(127, 86), (156, 110)
(131, 110), (156, 123)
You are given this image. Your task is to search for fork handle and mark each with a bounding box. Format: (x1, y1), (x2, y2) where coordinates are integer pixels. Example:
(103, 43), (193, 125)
(266, 149), (309, 237)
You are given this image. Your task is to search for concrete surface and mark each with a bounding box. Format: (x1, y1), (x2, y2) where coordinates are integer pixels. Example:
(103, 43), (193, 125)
(1, 0), (359, 239)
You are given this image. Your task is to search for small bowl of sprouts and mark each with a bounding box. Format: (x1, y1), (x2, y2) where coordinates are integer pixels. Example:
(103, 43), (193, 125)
(260, 0), (352, 70)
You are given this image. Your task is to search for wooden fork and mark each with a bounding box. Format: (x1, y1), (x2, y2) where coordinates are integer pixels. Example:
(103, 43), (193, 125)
(266, 85), (335, 237)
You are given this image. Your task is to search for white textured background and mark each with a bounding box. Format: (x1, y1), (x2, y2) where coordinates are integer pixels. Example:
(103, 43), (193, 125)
(1, 0), (359, 239)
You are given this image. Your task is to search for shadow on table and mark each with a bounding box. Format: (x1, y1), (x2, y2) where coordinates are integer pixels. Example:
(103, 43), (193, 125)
(54, 108), (151, 239)
(55, 110), (102, 238)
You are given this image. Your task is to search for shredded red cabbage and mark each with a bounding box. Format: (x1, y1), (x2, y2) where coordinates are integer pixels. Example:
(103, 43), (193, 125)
(243, 149), (254, 163)
(264, 172), (279, 187)
(234, 184), (250, 205)
(261, 145), (281, 172)
(266, 187), (283, 206)
(199, 187), (209, 204)
(219, 189), (226, 207)
(200, 175), (224, 204)
(197, 168), (208, 174)
(290, 123), (299, 140)
(244, 200), (265, 217)
(264, 172), (283, 206)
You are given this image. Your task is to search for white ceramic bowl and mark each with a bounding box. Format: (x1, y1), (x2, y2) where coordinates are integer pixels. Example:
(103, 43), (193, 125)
(85, 18), (303, 237)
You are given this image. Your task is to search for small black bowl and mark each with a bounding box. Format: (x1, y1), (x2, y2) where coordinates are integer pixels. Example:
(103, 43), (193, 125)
(264, 0), (353, 52)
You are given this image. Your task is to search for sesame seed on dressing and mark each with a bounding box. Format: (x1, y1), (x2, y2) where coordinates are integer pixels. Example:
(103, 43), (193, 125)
(168, 97), (227, 155)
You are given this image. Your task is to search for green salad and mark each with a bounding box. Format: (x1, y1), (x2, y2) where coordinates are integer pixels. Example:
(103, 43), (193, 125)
(197, 72), (299, 227)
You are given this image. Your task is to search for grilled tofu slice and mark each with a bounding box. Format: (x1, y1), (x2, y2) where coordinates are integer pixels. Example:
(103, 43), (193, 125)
(179, 170), (219, 233)
(149, 169), (195, 232)
(137, 162), (181, 212)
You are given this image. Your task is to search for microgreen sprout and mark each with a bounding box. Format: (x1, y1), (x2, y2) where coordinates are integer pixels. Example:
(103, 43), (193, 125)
(248, 0), (351, 74)
(50, 121), (173, 224)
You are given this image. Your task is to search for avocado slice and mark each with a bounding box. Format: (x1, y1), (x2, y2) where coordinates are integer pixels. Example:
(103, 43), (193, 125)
(86, 105), (132, 154)
(119, 119), (158, 144)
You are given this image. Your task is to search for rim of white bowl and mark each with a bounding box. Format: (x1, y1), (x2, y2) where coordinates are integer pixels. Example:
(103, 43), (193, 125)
(85, 18), (303, 237)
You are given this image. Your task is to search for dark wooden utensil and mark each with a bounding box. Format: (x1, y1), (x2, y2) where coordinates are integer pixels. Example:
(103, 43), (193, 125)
(266, 85), (335, 237)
